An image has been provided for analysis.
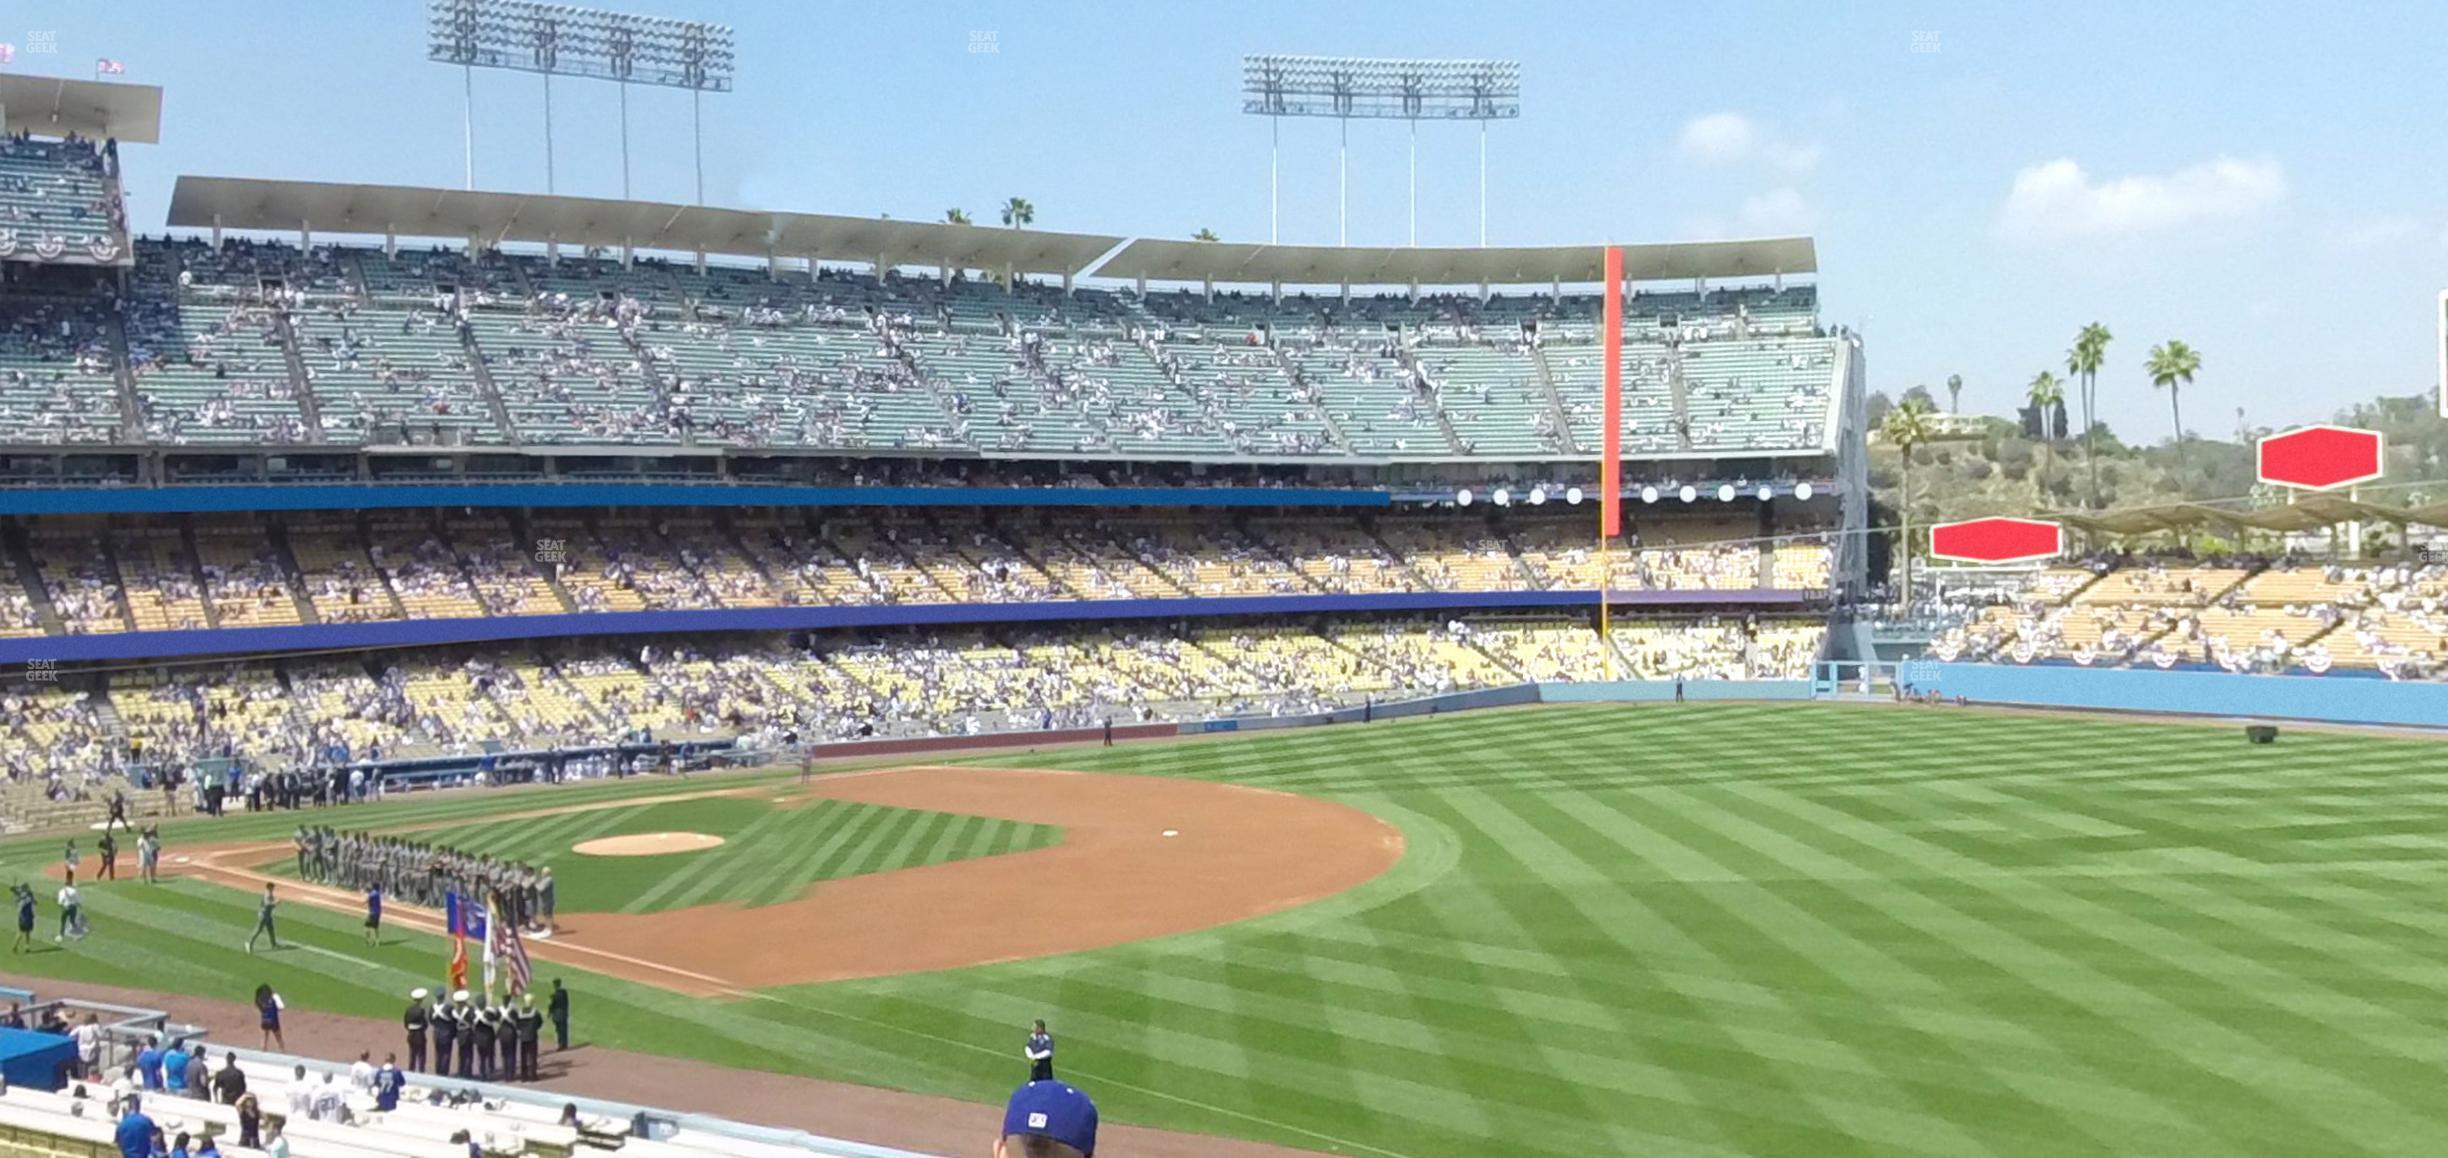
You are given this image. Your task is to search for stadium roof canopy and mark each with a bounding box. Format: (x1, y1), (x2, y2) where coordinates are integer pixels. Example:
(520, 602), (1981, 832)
(1090, 235), (1816, 287)
(166, 176), (1816, 288)
(0, 74), (163, 143)
(166, 177), (1128, 278)
(2049, 492), (2448, 536)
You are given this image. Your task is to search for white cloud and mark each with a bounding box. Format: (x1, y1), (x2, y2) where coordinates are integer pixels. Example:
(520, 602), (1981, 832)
(1997, 155), (2286, 244)
(1677, 112), (1819, 172)
(1681, 189), (1818, 240)
(2330, 214), (2427, 251)
(1738, 188), (1817, 235)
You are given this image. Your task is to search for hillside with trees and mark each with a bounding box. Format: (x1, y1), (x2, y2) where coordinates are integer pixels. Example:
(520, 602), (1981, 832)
(1868, 325), (2448, 537)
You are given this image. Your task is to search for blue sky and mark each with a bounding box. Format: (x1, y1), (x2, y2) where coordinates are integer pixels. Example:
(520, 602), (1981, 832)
(9, 1), (2446, 438)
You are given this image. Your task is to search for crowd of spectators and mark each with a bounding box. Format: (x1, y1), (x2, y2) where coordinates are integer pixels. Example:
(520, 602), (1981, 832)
(0, 131), (122, 249)
(0, 613), (1831, 808)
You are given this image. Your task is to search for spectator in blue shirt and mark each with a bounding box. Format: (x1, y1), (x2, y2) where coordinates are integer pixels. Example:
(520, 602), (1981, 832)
(373, 1054), (405, 1112)
(998, 1080), (1096, 1158)
(134, 1037), (165, 1091)
(161, 1041), (190, 1096)
(112, 1095), (156, 1158)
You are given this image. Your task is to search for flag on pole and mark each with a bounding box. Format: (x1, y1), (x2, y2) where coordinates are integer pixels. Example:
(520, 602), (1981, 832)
(445, 892), (488, 992)
(489, 892), (533, 994)
(1599, 245), (1625, 539)
(95, 58), (125, 76)
(0, 44), (18, 67)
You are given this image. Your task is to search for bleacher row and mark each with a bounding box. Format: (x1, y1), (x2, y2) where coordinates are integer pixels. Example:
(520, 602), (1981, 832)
(1928, 558), (2448, 678)
(0, 134), (122, 254)
(0, 237), (1839, 456)
(0, 1041), (878, 1158)
(0, 510), (1833, 637)
(0, 614), (1825, 819)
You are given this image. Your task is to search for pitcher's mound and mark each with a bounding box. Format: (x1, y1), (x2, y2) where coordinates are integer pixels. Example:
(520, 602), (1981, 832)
(574, 832), (725, 857)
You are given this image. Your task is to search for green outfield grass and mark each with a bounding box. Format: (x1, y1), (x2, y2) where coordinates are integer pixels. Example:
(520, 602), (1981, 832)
(259, 794), (1060, 914)
(7, 703), (2448, 1157)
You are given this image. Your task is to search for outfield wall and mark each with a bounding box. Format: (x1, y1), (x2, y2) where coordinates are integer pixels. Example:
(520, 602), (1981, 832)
(1539, 680), (1815, 703)
(1906, 661), (2448, 728)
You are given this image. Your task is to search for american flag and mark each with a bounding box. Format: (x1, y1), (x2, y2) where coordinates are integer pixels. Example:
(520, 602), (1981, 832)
(95, 58), (125, 75)
(489, 891), (532, 994)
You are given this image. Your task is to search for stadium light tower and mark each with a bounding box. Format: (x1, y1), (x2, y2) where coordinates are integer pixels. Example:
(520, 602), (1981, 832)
(1242, 55), (1520, 247)
(427, 0), (734, 203)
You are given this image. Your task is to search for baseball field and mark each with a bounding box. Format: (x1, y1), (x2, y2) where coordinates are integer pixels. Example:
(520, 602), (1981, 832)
(5, 702), (2446, 1157)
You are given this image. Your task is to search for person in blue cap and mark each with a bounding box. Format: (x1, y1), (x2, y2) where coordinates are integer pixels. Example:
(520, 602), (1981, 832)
(997, 1079), (1096, 1158)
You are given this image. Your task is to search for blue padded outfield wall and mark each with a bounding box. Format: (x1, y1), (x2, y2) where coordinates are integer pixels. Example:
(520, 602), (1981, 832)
(0, 588), (1816, 664)
(1538, 679), (1815, 703)
(1908, 661), (2448, 729)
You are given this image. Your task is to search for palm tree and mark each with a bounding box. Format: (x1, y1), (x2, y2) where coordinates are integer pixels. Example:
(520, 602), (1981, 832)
(1192, 228), (1220, 242)
(944, 208), (972, 225)
(2067, 322), (2112, 507)
(2026, 370), (2065, 501)
(1000, 197), (1035, 230)
(1881, 398), (1938, 609)
(1946, 373), (1963, 414)
(2145, 339), (2202, 489)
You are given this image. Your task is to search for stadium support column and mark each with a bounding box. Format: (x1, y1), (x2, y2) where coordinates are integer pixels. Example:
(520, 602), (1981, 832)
(619, 83), (631, 200)
(1478, 121), (1487, 247)
(693, 88), (705, 206)
(1598, 245), (1625, 680)
(463, 64), (475, 190)
(1338, 116), (1348, 246)
(542, 73), (556, 195)
(1408, 116), (1417, 247)
(1270, 116), (1279, 245)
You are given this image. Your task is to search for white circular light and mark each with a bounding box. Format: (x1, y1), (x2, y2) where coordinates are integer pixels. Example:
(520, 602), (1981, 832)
(1640, 485), (1659, 504)
(1679, 485), (1698, 503)
(1528, 487), (1548, 505)
(1565, 486), (1584, 505)
(1795, 482), (1814, 501)
(1757, 485), (1775, 502)
(1493, 487), (1512, 507)
(1456, 488), (1473, 507)
(1718, 484), (1737, 503)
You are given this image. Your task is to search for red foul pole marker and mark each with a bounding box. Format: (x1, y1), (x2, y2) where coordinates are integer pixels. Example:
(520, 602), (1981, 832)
(2256, 424), (2383, 491)
(1599, 245), (1624, 539)
(1929, 517), (2064, 564)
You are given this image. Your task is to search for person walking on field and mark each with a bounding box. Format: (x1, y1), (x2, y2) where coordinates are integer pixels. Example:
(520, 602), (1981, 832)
(245, 883), (279, 953)
(12, 883), (35, 953)
(362, 882), (383, 947)
(98, 831), (117, 881)
(1026, 1020), (1056, 1082)
(138, 828), (161, 885)
(55, 874), (83, 942)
